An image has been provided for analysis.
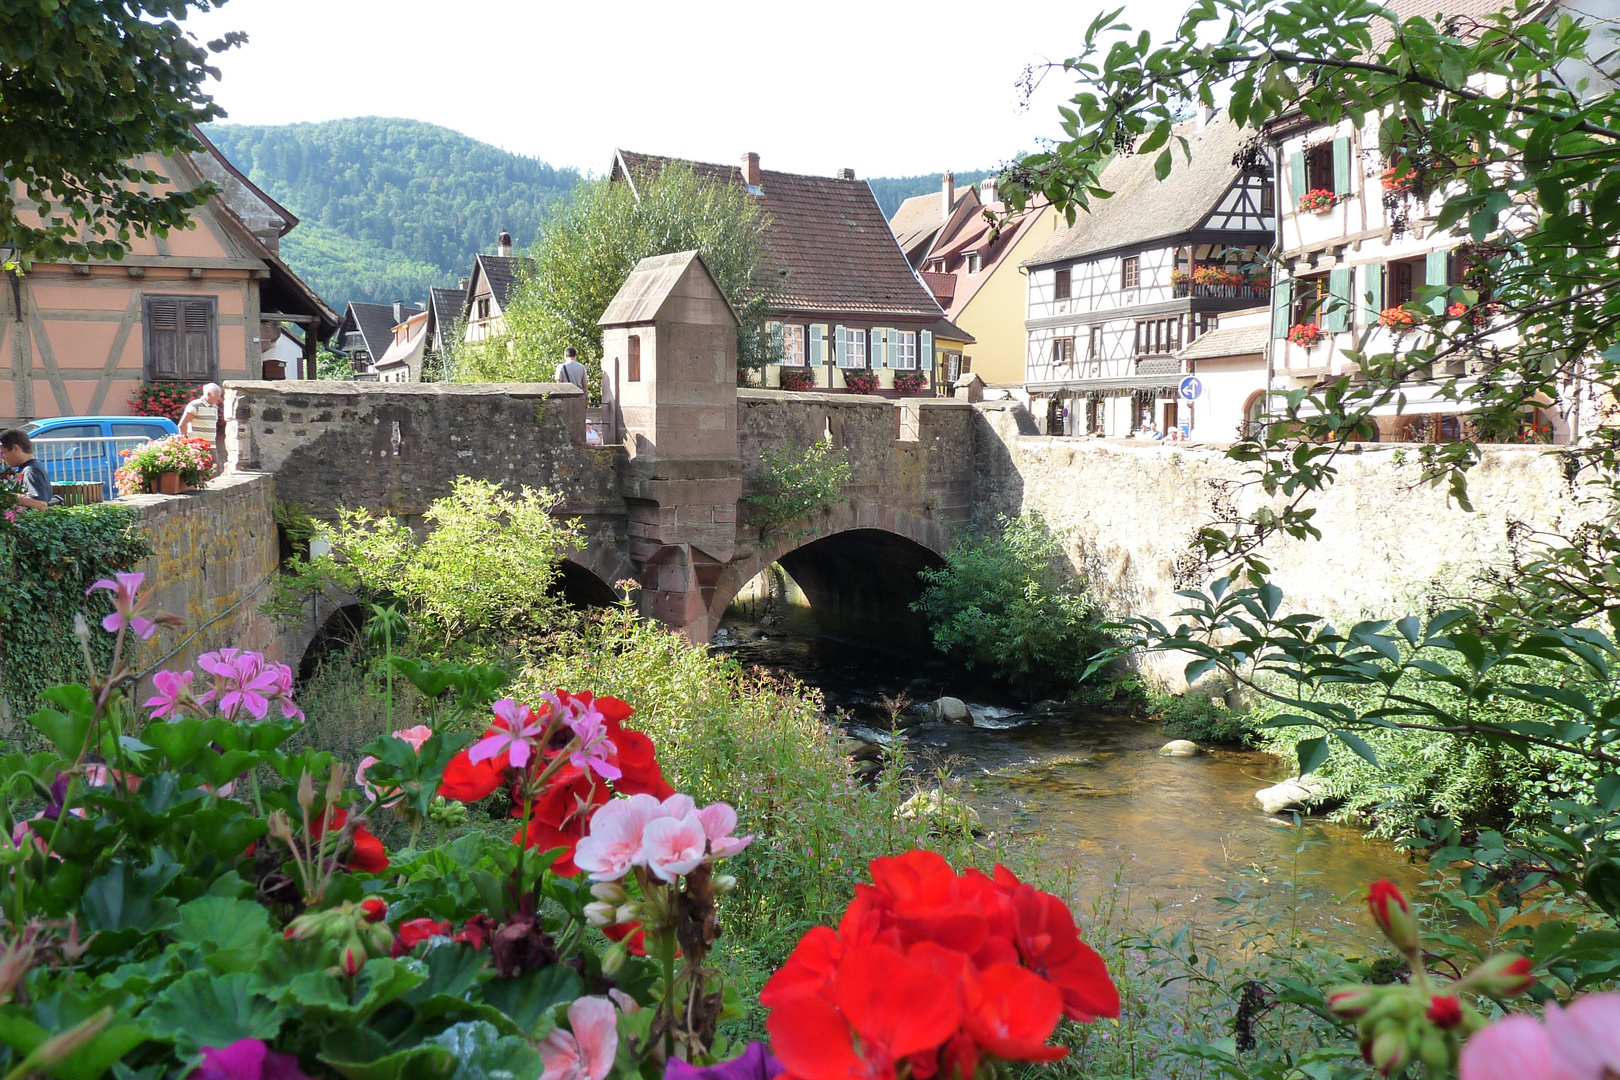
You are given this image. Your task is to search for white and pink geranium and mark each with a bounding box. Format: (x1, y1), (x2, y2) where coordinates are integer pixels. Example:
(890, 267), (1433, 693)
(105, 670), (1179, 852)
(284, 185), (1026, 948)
(573, 792), (751, 884)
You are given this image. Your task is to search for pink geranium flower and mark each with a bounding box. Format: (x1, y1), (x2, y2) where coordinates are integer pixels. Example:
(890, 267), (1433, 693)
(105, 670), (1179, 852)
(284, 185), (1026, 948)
(697, 802), (753, 858)
(144, 669), (196, 719)
(642, 811), (709, 883)
(1461, 993), (1620, 1080)
(87, 571), (156, 639)
(199, 650), (284, 721)
(564, 701), (621, 781)
(470, 699), (550, 769)
(539, 996), (619, 1080)
(574, 794), (663, 881)
(1543, 993), (1620, 1080)
(356, 725), (437, 806)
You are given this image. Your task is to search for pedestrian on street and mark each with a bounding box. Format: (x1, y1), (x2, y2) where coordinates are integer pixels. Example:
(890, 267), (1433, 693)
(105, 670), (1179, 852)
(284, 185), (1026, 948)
(178, 383), (223, 438)
(1, 429), (53, 510)
(554, 347), (588, 392)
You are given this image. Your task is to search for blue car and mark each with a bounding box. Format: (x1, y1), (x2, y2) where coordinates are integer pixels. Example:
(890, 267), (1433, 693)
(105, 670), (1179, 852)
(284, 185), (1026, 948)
(22, 415), (181, 499)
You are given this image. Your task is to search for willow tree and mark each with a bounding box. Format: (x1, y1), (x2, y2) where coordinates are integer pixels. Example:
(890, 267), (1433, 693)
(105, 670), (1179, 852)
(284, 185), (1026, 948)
(451, 164), (771, 393)
(0, 0), (242, 267)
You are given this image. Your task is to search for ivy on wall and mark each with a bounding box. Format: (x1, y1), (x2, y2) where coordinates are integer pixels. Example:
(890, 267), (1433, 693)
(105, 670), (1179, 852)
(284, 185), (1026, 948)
(0, 506), (152, 719)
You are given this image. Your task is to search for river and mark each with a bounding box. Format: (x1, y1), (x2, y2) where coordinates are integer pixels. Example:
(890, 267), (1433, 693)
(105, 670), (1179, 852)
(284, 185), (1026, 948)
(713, 611), (1428, 938)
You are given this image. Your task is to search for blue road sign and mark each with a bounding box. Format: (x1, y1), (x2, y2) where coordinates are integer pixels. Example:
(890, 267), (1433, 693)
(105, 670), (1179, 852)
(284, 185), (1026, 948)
(1178, 375), (1203, 401)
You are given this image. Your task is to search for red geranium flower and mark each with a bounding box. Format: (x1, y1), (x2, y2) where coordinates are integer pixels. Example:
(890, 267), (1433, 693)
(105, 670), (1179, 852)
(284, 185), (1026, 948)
(391, 917), (452, 957)
(992, 865), (1120, 1022)
(603, 920), (650, 956)
(961, 963), (1067, 1062)
(312, 807), (389, 874)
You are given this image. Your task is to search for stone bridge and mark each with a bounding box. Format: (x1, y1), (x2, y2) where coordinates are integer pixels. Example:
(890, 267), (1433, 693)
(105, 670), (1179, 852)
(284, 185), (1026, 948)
(223, 380), (977, 646)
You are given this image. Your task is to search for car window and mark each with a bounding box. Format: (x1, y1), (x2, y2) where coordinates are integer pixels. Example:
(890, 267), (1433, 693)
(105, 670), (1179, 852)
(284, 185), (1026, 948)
(32, 424), (102, 442)
(111, 423), (169, 439)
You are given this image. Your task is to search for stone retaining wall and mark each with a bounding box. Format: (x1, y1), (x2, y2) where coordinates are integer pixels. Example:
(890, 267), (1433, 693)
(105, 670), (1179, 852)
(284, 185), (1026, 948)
(972, 402), (1595, 688)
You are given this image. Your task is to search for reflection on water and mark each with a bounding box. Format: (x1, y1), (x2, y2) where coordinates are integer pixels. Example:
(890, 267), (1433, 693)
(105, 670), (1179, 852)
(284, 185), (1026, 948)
(716, 617), (1426, 934)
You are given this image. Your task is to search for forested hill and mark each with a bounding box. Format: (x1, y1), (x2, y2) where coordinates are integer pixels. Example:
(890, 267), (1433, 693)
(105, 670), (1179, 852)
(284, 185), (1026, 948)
(203, 118), (581, 310)
(866, 170), (999, 219)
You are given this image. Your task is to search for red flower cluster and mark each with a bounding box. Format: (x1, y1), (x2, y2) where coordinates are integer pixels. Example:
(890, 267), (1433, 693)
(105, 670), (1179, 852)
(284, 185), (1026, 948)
(779, 367), (816, 392)
(311, 807), (389, 874)
(843, 372), (879, 395)
(127, 381), (195, 422)
(438, 691), (674, 875)
(762, 851), (1119, 1080)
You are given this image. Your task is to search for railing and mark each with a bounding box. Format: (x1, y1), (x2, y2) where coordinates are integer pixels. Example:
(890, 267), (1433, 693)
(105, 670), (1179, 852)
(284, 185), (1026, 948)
(1172, 282), (1272, 300)
(32, 436), (154, 500)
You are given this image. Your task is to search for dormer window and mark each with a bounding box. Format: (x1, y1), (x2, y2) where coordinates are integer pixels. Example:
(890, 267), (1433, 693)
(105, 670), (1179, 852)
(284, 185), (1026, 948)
(966, 252), (982, 274)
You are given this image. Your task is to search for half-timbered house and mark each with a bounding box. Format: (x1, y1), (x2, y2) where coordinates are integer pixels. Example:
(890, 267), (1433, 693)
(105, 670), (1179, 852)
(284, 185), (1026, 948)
(1022, 114), (1275, 436)
(0, 131), (337, 423)
(610, 150), (972, 395)
(461, 233), (533, 344)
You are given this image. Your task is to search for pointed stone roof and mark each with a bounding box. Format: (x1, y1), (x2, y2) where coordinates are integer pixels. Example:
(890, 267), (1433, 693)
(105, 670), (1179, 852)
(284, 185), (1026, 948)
(598, 250), (741, 327)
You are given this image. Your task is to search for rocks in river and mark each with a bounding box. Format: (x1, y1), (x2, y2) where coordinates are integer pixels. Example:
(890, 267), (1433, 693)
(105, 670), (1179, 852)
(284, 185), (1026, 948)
(1255, 775), (1331, 815)
(1159, 739), (1203, 757)
(897, 790), (982, 832)
(932, 696), (971, 724)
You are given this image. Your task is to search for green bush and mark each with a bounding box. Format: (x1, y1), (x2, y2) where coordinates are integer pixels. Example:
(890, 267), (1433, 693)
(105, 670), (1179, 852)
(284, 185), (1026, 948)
(741, 441), (853, 538)
(914, 512), (1114, 695)
(1154, 689), (1254, 744)
(0, 504), (150, 717)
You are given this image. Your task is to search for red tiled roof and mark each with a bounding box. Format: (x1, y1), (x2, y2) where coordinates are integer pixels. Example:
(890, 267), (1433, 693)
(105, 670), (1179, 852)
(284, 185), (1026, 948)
(920, 271), (956, 305)
(612, 150), (946, 321)
(926, 198), (1051, 319)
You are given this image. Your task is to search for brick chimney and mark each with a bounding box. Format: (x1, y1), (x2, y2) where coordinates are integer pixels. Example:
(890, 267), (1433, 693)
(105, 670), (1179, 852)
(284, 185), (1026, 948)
(496, 229), (513, 257)
(980, 176), (999, 206)
(741, 152), (761, 187)
(941, 171), (955, 219)
(838, 168), (855, 180)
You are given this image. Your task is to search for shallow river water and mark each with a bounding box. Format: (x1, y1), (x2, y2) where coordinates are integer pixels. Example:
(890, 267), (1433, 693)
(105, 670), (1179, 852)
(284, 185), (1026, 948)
(714, 616), (1427, 937)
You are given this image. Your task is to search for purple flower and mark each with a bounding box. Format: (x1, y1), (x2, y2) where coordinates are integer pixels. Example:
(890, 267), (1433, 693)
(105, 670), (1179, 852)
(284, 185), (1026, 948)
(87, 571), (156, 640)
(469, 699), (550, 769)
(664, 1043), (783, 1080)
(196, 1039), (310, 1080)
(197, 650), (299, 722)
(564, 699), (621, 781)
(144, 669), (196, 719)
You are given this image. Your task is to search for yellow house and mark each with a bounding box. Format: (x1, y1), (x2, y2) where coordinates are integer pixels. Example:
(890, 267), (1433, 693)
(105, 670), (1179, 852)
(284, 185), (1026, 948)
(892, 177), (1063, 386)
(1, 130), (336, 423)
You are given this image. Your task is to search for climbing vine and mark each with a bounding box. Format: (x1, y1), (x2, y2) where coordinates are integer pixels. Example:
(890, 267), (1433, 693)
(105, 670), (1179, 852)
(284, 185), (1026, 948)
(0, 505), (151, 718)
(742, 441), (853, 539)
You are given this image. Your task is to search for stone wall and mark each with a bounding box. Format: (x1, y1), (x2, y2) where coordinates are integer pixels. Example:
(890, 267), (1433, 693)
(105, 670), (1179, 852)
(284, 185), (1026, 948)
(222, 381), (627, 533)
(122, 471), (283, 693)
(972, 402), (1594, 688)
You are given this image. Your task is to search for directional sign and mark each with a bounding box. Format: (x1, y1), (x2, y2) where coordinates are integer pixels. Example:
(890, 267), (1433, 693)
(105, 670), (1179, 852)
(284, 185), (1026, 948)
(1178, 374), (1204, 402)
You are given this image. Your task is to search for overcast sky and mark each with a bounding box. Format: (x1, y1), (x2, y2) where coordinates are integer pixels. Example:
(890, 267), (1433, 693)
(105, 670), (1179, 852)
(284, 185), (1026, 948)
(179, 0), (1179, 178)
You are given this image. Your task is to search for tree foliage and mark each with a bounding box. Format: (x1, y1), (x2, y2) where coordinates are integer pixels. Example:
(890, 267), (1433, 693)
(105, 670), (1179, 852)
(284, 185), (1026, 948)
(449, 164), (770, 392)
(0, 0), (243, 266)
(204, 118), (580, 309)
(742, 442), (853, 539)
(864, 170), (999, 218)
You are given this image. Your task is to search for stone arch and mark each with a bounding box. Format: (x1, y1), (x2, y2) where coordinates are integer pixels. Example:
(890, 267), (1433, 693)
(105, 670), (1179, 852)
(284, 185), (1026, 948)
(703, 500), (951, 643)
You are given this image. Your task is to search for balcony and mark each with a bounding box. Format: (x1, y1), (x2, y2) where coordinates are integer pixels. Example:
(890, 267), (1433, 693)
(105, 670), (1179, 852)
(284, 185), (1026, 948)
(1172, 281), (1272, 301)
(1135, 356), (1183, 376)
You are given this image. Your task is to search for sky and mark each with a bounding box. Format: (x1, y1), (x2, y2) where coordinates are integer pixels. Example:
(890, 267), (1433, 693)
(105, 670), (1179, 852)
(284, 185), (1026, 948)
(177, 0), (1178, 178)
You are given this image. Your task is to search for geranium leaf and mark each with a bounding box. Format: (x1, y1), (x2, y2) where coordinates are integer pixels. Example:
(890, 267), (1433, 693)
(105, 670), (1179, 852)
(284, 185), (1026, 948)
(480, 964), (580, 1039)
(429, 1020), (543, 1080)
(144, 971), (284, 1055)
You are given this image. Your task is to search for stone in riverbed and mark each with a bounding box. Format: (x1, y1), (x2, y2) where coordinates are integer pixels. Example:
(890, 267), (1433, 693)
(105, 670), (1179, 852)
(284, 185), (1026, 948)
(1255, 775), (1330, 815)
(932, 696), (971, 724)
(897, 790), (982, 832)
(1159, 739), (1202, 757)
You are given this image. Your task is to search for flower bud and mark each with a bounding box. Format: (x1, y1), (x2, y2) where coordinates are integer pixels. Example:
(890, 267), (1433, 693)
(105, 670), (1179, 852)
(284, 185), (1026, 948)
(584, 901), (617, 927)
(283, 913), (321, 941)
(713, 874), (737, 894)
(325, 762), (344, 810)
(1370, 1027), (1412, 1077)
(339, 935), (367, 976)
(368, 922), (395, 956)
(616, 903), (640, 925)
(72, 614), (91, 644)
(601, 941), (628, 976)
(1419, 1028), (1453, 1072)
(590, 882), (628, 904)
(267, 810), (294, 844)
(297, 771), (315, 814)
(26, 1007), (111, 1069)
(360, 898), (388, 923)
(1425, 995), (1462, 1029)
(1367, 879), (1419, 956)
(1465, 953), (1534, 997)
(1327, 986), (1379, 1018)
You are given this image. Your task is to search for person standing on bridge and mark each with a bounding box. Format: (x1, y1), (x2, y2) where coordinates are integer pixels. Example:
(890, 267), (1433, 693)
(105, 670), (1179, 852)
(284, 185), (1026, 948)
(1, 429), (53, 511)
(554, 348), (588, 392)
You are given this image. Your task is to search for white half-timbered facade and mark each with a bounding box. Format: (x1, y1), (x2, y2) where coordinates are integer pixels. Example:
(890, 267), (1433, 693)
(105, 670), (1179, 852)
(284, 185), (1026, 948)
(1023, 114), (1276, 437)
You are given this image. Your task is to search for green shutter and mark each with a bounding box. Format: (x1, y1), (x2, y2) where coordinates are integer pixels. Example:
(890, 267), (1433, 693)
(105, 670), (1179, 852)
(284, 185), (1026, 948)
(1363, 264), (1383, 323)
(834, 325), (846, 367)
(1327, 268), (1352, 332)
(920, 329), (933, 376)
(809, 324), (824, 365)
(1425, 249), (1450, 313)
(1289, 152), (1306, 204)
(1332, 137), (1353, 197)
(1273, 278), (1293, 338)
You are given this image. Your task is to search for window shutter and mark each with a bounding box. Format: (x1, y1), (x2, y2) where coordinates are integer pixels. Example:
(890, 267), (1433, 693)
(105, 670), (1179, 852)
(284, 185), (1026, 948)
(181, 299), (214, 380)
(147, 298), (181, 380)
(1327, 268), (1352, 332)
(809, 324), (824, 365)
(834, 325), (846, 367)
(1363, 264), (1384, 323)
(1272, 278), (1293, 339)
(884, 329), (896, 369)
(1332, 137), (1353, 196)
(1289, 152), (1306, 203)
(1425, 249), (1450, 313)
(920, 330), (933, 375)
(870, 329), (881, 369)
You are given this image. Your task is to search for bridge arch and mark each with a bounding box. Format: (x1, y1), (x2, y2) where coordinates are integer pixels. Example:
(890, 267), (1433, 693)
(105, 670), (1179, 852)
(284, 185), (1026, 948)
(705, 500), (950, 645)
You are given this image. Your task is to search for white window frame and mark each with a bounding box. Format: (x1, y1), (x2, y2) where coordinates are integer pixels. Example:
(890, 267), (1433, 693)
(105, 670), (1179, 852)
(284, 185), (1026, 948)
(781, 324), (806, 366)
(895, 330), (917, 370)
(838, 326), (867, 368)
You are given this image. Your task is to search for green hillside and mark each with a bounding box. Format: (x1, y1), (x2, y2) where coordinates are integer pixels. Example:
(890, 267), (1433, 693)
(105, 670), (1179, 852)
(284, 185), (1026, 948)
(866, 170), (999, 218)
(203, 117), (581, 310)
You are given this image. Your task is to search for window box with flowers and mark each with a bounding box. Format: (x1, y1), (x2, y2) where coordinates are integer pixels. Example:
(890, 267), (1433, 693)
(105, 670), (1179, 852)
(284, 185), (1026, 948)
(114, 435), (214, 497)
(1298, 189), (1337, 214)
(895, 371), (929, 396)
(843, 371), (879, 395)
(1287, 323), (1324, 348)
(1378, 307), (1420, 333)
(1381, 163), (1416, 194)
(778, 367), (816, 392)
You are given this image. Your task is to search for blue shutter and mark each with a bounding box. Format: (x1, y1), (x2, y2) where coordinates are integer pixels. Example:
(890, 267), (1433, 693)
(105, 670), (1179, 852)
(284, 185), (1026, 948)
(1332, 137), (1353, 196)
(1425, 250), (1450, 314)
(1327, 268), (1352, 332)
(809, 324), (824, 366)
(1363, 264), (1383, 323)
(1289, 152), (1306, 204)
(1273, 278), (1293, 339)
(921, 329), (933, 376)
(869, 328), (880, 369)
(834, 325), (846, 367)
